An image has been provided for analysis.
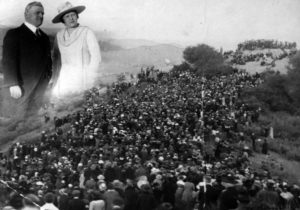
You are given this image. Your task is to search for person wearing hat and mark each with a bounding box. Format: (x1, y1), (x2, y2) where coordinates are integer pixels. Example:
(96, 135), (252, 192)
(40, 192), (59, 210)
(68, 189), (86, 210)
(197, 175), (221, 210)
(103, 183), (124, 210)
(252, 179), (280, 210)
(1, 1), (52, 124)
(181, 181), (196, 210)
(123, 179), (138, 210)
(136, 183), (158, 210)
(218, 184), (239, 210)
(174, 180), (185, 210)
(88, 190), (105, 210)
(235, 186), (251, 210)
(51, 1), (101, 96)
(57, 188), (70, 210)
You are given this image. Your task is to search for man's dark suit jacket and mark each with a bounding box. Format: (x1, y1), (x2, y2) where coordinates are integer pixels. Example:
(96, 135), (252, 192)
(1, 23), (52, 118)
(68, 198), (87, 210)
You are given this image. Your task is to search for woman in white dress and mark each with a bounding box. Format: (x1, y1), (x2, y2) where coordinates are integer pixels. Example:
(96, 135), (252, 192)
(51, 2), (101, 96)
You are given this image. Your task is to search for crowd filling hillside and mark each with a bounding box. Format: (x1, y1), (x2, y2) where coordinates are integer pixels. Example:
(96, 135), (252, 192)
(0, 65), (300, 210)
(224, 40), (297, 66)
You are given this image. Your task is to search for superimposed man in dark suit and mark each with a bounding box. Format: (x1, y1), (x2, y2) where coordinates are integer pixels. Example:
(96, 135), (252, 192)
(1, 1), (52, 124)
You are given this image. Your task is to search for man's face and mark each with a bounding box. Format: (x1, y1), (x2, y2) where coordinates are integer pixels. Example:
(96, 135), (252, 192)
(25, 5), (44, 27)
(62, 11), (78, 28)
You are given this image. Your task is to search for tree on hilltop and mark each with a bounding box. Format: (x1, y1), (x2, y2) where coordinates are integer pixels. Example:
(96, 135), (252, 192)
(183, 44), (226, 77)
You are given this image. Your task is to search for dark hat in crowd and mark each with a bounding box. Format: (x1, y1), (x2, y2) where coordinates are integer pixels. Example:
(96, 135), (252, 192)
(140, 183), (152, 192)
(112, 180), (124, 190)
(44, 192), (55, 203)
(72, 190), (81, 197)
(222, 174), (239, 186)
(236, 186), (250, 204)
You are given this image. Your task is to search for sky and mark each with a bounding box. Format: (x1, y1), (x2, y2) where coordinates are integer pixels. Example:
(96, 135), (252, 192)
(0, 0), (299, 50)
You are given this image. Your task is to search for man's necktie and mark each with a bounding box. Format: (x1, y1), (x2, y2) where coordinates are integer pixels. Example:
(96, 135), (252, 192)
(36, 28), (41, 37)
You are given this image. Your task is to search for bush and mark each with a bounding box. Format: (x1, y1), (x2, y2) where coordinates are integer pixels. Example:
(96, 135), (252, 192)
(183, 44), (225, 76)
(241, 72), (299, 114)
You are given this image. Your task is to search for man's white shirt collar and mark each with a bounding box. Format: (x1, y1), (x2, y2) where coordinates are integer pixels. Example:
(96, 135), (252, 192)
(24, 22), (38, 34)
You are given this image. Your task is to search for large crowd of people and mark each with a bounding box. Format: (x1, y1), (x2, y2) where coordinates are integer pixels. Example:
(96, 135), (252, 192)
(224, 50), (296, 66)
(224, 39), (297, 66)
(0, 68), (299, 210)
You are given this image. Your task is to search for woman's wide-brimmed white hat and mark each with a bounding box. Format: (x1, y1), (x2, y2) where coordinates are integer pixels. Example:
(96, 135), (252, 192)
(52, 2), (85, 23)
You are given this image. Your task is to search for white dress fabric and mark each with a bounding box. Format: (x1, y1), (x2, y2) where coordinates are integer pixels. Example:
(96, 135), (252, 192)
(52, 26), (101, 96)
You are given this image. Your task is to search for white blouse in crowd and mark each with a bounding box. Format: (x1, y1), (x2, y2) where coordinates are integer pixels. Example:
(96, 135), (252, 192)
(89, 200), (105, 210)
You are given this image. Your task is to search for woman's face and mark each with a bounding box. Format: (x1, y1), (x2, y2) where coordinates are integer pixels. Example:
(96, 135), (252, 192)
(62, 11), (78, 28)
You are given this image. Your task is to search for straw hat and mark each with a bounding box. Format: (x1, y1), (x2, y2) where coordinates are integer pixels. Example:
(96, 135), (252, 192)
(52, 2), (85, 23)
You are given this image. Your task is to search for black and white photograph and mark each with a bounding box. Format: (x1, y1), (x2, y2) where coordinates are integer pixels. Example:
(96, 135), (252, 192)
(0, 0), (300, 209)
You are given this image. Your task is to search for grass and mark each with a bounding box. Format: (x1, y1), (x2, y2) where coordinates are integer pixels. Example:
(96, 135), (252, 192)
(246, 110), (300, 185)
(258, 112), (300, 161)
(250, 152), (300, 185)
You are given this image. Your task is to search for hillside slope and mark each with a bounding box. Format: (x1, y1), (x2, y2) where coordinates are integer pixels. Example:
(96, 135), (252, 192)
(101, 44), (184, 74)
(226, 48), (295, 74)
(107, 39), (159, 49)
(233, 58), (290, 74)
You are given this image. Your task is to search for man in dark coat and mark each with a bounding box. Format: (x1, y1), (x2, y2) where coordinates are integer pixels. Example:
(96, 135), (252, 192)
(218, 185), (238, 210)
(57, 188), (70, 210)
(136, 184), (157, 210)
(124, 179), (138, 210)
(68, 190), (87, 210)
(1, 1), (52, 122)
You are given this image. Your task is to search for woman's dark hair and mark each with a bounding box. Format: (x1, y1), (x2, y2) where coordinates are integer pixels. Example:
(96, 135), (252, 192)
(89, 190), (103, 201)
(44, 192), (55, 203)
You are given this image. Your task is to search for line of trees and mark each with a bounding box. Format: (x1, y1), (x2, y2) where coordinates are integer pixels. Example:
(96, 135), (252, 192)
(237, 39), (297, 51)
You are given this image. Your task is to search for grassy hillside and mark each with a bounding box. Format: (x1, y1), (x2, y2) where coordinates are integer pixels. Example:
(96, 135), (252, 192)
(233, 58), (289, 74)
(250, 151), (300, 184)
(227, 48), (293, 74)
